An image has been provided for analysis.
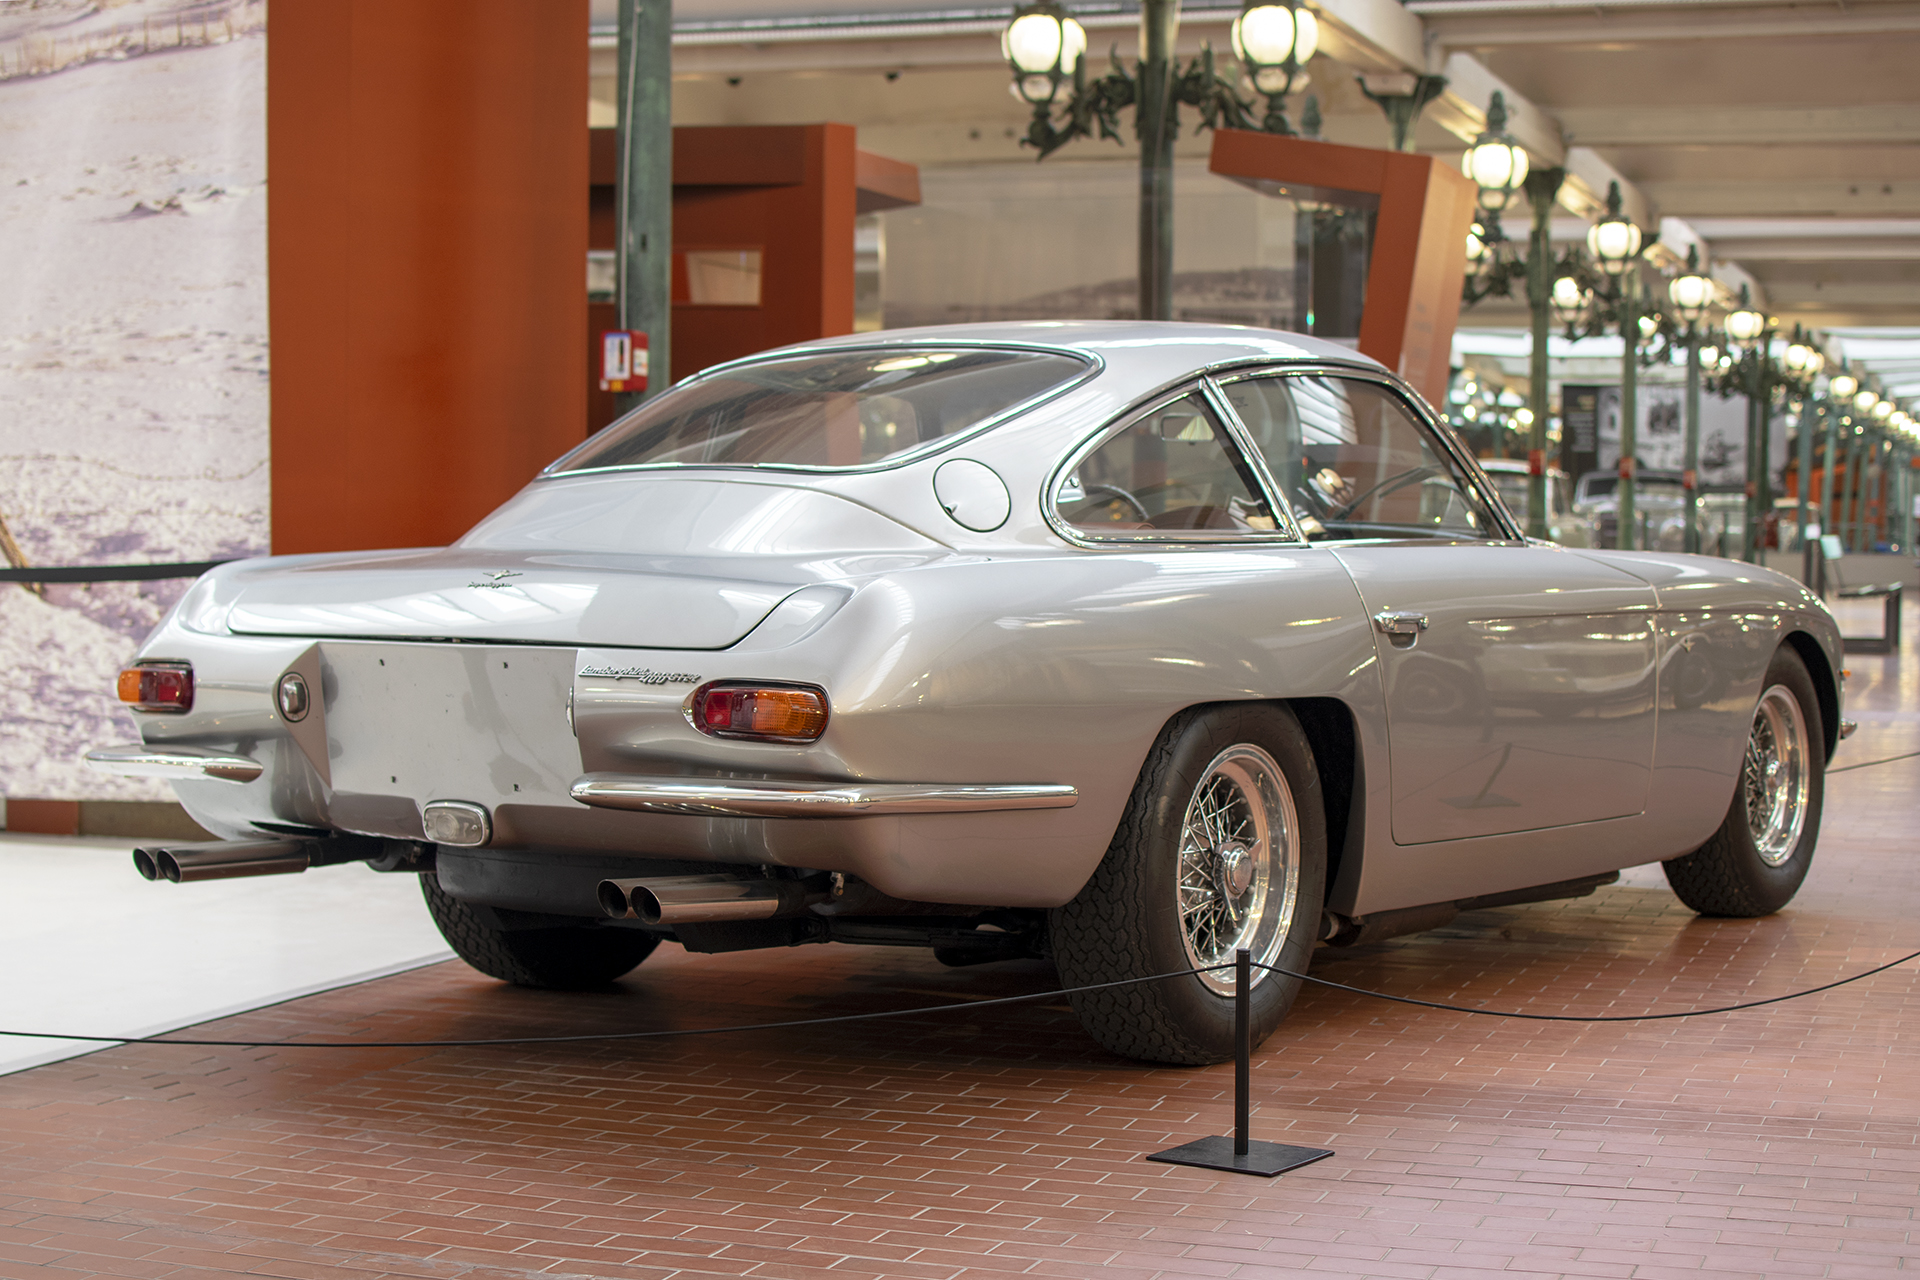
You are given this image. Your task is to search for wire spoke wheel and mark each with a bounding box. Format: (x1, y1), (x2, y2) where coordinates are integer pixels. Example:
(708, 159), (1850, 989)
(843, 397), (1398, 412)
(1663, 645), (1825, 919)
(1176, 744), (1299, 996)
(1743, 683), (1810, 866)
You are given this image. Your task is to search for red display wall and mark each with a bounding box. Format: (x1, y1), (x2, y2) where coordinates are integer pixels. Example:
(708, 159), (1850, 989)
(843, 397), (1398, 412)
(268, 1), (588, 554)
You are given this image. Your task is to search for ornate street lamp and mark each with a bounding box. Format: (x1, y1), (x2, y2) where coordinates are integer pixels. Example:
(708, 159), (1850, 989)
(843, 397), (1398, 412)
(1454, 92), (1567, 538)
(1587, 186), (1644, 278)
(1584, 181), (1649, 548)
(1667, 246), (1715, 551)
(1233, 0), (1317, 135)
(1005, 0), (1282, 320)
(1776, 326), (1828, 550)
(1829, 371), (1859, 401)
(1463, 92), (1529, 214)
(1722, 288), (1774, 561)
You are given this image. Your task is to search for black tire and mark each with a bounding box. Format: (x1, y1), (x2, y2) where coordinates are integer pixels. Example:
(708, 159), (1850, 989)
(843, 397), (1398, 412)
(421, 873), (659, 988)
(1663, 645), (1825, 917)
(1050, 703), (1327, 1065)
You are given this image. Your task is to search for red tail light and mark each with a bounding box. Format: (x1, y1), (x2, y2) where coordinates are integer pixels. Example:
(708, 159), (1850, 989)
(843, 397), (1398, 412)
(689, 682), (828, 743)
(117, 662), (194, 713)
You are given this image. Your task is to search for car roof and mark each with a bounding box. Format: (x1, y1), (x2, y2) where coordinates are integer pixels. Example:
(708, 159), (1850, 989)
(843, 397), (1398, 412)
(760, 320), (1388, 398)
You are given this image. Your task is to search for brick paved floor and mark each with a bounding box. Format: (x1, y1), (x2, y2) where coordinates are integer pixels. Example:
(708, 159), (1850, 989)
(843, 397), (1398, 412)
(2, 607), (1917, 1279)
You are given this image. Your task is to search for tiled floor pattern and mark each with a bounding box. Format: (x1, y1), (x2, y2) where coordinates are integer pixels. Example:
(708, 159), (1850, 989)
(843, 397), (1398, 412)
(2, 606), (1918, 1279)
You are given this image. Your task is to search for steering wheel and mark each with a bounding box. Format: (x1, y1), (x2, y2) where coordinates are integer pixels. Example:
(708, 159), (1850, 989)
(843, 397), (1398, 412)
(1079, 483), (1152, 523)
(1328, 465), (1442, 520)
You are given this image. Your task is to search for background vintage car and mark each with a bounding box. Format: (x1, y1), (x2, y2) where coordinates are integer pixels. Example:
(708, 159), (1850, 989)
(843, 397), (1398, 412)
(1473, 458), (1596, 547)
(90, 322), (1847, 1065)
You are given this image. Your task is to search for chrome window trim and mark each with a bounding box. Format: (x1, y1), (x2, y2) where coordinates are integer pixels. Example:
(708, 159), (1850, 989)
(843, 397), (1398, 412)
(1208, 364), (1526, 545)
(542, 341), (1105, 480)
(1043, 383), (1308, 551)
(1198, 375), (1307, 543)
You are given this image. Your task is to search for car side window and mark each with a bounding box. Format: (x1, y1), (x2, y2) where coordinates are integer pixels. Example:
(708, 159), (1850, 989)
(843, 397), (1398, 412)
(1054, 393), (1279, 539)
(1219, 374), (1503, 541)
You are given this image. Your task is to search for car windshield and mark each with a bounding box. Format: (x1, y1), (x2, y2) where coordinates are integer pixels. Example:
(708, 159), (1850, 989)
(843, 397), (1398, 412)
(553, 347), (1089, 473)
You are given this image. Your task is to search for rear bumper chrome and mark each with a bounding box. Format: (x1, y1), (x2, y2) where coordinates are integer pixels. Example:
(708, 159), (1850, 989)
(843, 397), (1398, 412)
(85, 743), (263, 784)
(569, 773), (1077, 817)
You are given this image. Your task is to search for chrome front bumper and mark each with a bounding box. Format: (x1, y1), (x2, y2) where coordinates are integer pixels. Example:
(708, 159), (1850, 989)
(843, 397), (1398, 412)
(569, 773), (1078, 817)
(85, 744), (263, 783)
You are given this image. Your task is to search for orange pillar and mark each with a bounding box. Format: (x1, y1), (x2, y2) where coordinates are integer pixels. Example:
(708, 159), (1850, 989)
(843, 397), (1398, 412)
(267, 1), (588, 554)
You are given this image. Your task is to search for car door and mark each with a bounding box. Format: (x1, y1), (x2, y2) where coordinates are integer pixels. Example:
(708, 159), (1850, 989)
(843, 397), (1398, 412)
(1214, 370), (1660, 845)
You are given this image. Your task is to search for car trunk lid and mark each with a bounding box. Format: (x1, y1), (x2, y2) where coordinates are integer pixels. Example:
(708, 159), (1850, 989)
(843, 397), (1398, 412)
(223, 549), (808, 649)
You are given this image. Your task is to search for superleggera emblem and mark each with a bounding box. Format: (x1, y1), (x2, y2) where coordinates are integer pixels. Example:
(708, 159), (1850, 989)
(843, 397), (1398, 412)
(467, 569), (524, 589)
(579, 666), (702, 685)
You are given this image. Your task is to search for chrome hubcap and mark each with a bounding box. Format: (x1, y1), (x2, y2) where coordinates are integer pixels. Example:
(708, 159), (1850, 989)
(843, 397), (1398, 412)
(1744, 683), (1810, 867)
(1177, 745), (1299, 996)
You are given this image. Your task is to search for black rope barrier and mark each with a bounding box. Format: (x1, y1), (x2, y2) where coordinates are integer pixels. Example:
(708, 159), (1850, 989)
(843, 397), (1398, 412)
(1264, 948), (1920, 1021)
(0, 966), (1221, 1049)
(0, 559), (230, 584)
(1829, 749), (1920, 774)
(2, 946), (1917, 1051)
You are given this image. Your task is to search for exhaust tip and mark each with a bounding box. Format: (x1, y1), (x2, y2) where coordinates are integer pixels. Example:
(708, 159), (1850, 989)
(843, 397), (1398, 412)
(595, 879), (631, 919)
(159, 850), (183, 883)
(132, 848), (160, 881)
(629, 886), (665, 924)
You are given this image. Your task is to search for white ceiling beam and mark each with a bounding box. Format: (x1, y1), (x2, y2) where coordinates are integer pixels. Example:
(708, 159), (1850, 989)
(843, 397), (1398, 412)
(1408, 2), (1920, 48)
(1553, 105), (1920, 149)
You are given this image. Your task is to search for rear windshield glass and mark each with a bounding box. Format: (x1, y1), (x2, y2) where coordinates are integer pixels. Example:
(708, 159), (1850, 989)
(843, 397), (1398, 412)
(553, 347), (1089, 473)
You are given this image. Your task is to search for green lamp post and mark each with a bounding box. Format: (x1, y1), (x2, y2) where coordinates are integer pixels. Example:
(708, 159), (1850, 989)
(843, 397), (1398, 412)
(1586, 182), (1648, 549)
(1666, 247), (1716, 553)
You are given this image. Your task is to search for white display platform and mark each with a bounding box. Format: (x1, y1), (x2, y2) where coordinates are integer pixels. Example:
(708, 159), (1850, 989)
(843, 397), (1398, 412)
(0, 833), (453, 1076)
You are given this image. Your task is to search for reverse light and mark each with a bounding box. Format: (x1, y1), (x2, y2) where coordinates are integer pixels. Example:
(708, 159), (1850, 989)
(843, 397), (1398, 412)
(117, 662), (194, 713)
(689, 682), (829, 743)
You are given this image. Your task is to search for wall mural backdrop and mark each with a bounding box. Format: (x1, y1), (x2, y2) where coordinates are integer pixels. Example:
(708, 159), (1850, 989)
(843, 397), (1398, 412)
(0, 0), (267, 804)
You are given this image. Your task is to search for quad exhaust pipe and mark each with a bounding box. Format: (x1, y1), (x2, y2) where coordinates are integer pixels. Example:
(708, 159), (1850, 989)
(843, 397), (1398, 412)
(598, 873), (830, 924)
(133, 839), (315, 884)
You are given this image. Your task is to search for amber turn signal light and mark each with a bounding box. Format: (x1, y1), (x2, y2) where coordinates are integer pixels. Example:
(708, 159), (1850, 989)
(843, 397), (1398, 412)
(689, 682), (828, 743)
(117, 662), (194, 714)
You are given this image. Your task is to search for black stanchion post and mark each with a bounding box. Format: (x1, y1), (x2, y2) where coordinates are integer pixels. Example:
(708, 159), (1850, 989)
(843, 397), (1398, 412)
(1147, 954), (1336, 1178)
(1234, 947), (1251, 1156)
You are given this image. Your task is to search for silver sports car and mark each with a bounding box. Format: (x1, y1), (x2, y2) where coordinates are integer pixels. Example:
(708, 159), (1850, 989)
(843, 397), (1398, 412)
(90, 322), (1847, 1064)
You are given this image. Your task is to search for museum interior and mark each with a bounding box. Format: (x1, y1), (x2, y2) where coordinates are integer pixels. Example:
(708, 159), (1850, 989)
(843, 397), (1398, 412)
(1, 0), (1918, 1276)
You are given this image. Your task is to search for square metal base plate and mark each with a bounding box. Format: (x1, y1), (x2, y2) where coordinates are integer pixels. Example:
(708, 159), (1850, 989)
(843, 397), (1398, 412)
(1147, 1135), (1335, 1178)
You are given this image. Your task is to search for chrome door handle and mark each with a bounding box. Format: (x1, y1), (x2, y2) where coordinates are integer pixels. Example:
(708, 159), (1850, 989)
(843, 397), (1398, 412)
(1373, 611), (1429, 636)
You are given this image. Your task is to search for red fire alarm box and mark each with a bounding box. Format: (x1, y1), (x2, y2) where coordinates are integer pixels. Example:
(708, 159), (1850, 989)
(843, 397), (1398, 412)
(599, 330), (648, 393)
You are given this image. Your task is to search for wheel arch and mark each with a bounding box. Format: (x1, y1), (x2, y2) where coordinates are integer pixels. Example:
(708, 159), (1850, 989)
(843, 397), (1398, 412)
(1141, 696), (1361, 914)
(1284, 696), (1362, 915)
(1781, 629), (1839, 760)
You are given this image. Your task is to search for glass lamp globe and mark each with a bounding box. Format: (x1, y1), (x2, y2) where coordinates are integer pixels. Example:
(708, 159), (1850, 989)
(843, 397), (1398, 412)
(1550, 274), (1591, 328)
(1637, 313), (1659, 339)
(1725, 308), (1767, 343)
(1668, 269), (1714, 323)
(1233, 2), (1317, 96)
(1785, 342), (1812, 372)
(1855, 388), (1880, 413)
(1466, 223), (1487, 262)
(1830, 372), (1859, 399)
(1873, 399), (1895, 420)
(1699, 345), (1721, 367)
(1003, 4), (1085, 104)
(1586, 184), (1643, 278)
